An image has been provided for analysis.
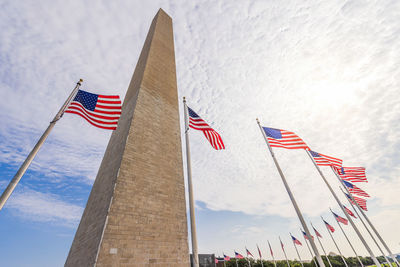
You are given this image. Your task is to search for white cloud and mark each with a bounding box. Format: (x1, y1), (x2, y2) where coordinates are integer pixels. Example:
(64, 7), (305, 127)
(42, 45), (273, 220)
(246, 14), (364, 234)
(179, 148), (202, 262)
(6, 188), (83, 227)
(0, 0), (399, 259)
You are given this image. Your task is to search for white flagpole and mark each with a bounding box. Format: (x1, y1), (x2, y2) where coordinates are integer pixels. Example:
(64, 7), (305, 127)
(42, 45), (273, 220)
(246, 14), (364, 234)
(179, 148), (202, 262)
(335, 170), (400, 267)
(257, 244), (264, 267)
(256, 119), (326, 267)
(183, 97), (199, 267)
(301, 230), (318, 266)
(0, 79), (83, 211)
(305, 150), (381, 267)
(280, 236), (291, 267)
(340, 188), (391, 266)
(311, 223), (333, 267)
(268, 240), (277, 267)
(290, 233), (304, 267)
(321, 217), (349, 267)
(245, 247), (252, 267)
(330, 208), (364, 267)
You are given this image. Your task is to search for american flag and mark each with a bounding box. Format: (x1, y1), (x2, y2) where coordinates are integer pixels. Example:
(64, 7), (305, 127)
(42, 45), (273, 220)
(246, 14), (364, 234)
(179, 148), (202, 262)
(291, 235), (302, 245)
(257, 244), (262, 258)
(336, 167), (367, 183)
(224, 254), (230, 261)
(313, 227), (323, 238)
(302, 230), (314, 240)
(323, 220), (335, 233)
(343, 205), (357, 218)
(346, 193), (368, 211)
(65, 89), (121, 130)
(339, 167), (366, 177)
(246, 247), (254, 257)
(262, 127), (309, 150)
(268, 241), (274, 257)
(309, 150), (343, 169)
(235, 251), (244, 259)
(280, 239), (285, 251)
(343, 180), (370, 197)
(187, 106), (225, 150)
(332, 211), (348, 225)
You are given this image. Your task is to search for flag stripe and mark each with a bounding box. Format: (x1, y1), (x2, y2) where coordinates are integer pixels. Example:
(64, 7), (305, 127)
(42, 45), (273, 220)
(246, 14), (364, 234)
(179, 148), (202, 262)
(67, 104), (120, 121)
(64, 111), (117, 130)
(65, 107), (119, 123)
(97, 94), (120, 99)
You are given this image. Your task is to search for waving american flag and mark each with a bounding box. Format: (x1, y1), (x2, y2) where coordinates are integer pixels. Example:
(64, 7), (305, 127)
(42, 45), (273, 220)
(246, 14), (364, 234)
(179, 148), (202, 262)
(262, 127), (309, 150)
(346, 193), (368, 211)
(309, 150), (343, 169)
(65, 89), (121, 130)
(332, 211), (348, 225)
(187, 106), (225, 150)
(343, 180), (370, 197)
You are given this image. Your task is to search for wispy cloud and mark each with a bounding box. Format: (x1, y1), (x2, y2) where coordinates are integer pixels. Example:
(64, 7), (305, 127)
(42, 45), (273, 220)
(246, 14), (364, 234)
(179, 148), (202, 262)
(0, 0), (399, 259)
(6, 187), (83, 227)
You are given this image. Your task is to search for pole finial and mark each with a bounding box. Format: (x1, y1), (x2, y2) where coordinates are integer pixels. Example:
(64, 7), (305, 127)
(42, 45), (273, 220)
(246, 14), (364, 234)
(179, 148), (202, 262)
(78, 79), (83, 85)
(183, 96), (186, 103)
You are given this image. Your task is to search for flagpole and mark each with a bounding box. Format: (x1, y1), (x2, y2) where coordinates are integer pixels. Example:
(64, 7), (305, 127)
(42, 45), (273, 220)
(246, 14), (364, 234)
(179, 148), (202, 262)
(311, 223), (333, 267)
(256, 119), (325, 267)
(291, 233), (304, 267)
(257, 244), (264, 267)
(340, 188), (391, 266)
(235, 254), (239, 267)
(245, 247), (252, 267)
(268, 240), (277, 267)
(301, 229), (318, 267)
(183, 97), (199, 267)
(330, 208), (364, 267)
(334, 170), (400, 267)
(280, 236), (291, 267)
(305, 150), (381, 267)
(0, 79), (83, 211)
(321, 217), (349, 267)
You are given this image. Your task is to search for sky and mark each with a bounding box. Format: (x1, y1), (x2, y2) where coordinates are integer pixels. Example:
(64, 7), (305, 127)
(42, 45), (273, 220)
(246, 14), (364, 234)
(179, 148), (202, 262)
(0, 0), (399, 266)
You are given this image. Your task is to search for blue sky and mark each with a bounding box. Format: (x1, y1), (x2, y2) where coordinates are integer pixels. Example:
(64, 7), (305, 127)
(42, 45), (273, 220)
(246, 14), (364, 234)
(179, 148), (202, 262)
(1, 0), (400, 266)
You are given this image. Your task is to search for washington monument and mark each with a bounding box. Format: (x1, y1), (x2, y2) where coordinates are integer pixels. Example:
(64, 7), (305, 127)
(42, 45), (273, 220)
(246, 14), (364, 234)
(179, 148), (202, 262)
(65, 9), (190, 267)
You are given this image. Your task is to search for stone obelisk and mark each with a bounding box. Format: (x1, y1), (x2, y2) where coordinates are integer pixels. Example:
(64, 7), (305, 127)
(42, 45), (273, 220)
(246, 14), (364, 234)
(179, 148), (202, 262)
(65, 9), (189, 267)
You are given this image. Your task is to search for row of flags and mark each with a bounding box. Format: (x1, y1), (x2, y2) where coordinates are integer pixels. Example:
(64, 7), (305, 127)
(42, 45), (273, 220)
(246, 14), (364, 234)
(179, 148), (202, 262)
(66, 90), (395, 266)
(181, 105), (389, 266)
(67, 91), (372, 204)
(66, 91), (372, 216)
(214, 212), (355, 263)
(182, 104), (371, 210)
